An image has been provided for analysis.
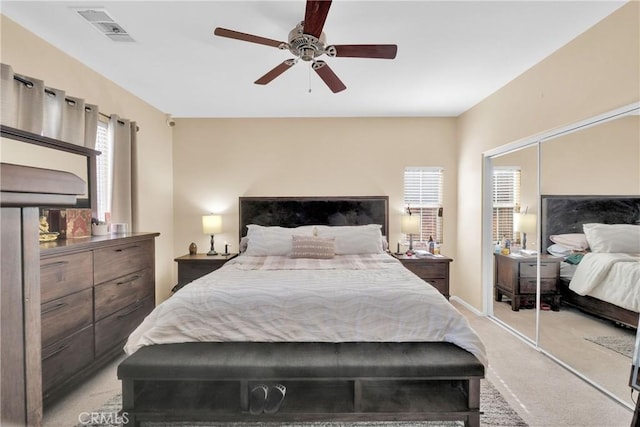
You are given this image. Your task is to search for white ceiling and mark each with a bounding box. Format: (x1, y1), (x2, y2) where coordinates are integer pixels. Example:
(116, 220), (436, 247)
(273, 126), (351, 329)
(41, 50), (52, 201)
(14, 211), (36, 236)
(1, 1), (627, 118)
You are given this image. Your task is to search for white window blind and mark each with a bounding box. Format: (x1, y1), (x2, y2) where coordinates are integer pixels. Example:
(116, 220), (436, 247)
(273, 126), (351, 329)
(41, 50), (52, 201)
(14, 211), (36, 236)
(492, 167), (521, 242)
(403, 167), (444, 244)
(95, 119), (112, 222)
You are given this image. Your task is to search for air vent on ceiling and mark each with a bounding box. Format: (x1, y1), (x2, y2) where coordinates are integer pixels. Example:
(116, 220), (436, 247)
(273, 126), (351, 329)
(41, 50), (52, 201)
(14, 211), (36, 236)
(74, 8), (135, 42)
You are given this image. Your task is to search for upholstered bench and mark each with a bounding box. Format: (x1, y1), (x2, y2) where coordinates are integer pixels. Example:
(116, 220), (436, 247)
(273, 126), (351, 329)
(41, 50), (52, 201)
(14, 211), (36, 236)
(118, 341), (484, 426)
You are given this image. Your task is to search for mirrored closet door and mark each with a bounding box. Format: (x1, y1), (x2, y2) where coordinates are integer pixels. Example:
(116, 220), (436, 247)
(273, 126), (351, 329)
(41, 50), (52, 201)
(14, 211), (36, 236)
(483, 103), (640, 409)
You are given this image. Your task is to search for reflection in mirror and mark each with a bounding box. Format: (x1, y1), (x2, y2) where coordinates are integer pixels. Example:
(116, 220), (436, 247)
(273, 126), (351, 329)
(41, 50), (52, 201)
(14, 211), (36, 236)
(0, 136), (89, 201)
(539, 112), (639, 407)
(490, 144), (539, 342)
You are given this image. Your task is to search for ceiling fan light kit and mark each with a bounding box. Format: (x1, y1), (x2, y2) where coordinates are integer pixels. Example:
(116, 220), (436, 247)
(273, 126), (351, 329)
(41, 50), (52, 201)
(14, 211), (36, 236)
(213, 0), (397, 93)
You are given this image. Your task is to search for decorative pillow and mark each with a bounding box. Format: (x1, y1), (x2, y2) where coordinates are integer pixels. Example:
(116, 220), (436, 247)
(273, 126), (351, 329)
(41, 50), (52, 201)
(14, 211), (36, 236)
(549, 233), (590, 251)
(583, 223), (640, 253)
(290, 235), (335, 259)
(243, 224), (314, 256)
(316, 224), (384, 254)
(547, 243), (573, 257)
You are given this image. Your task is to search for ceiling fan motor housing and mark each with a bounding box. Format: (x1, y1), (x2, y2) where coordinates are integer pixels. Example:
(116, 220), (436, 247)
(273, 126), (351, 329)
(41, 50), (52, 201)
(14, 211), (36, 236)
(287, 22), (326, 61)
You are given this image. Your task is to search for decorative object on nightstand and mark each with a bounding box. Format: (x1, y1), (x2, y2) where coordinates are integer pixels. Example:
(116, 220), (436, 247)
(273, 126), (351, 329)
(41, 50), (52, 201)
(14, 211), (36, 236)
(494, 252), (561, 311)
(393, 253), (452, 299)
(188, 242), (197, 255)
(513, 208), (536, 250)
(202, 214), (222, 256)
(401, 213), (420, 256)
(222, 241), (231, 256)
(172, 253), (238, 293)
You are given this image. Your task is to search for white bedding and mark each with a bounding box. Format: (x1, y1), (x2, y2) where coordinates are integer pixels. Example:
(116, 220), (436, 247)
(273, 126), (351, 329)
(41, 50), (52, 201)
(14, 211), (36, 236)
(569, 252), (640, 312)
(125, 253), (487, 367)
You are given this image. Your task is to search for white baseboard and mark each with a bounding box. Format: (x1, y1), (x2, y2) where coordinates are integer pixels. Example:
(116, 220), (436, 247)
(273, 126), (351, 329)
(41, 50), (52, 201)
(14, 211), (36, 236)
(450, 296), (485, 316)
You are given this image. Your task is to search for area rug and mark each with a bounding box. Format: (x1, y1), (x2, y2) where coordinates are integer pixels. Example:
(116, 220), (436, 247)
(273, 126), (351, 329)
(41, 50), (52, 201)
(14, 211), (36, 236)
(584, 334), (635, 358)
(77, 380), (527, 427)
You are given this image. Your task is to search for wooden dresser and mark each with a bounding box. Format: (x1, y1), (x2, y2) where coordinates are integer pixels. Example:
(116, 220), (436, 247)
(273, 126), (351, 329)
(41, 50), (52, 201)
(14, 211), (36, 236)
(40, 232), (158, 403)
(392, 253), (453, 299)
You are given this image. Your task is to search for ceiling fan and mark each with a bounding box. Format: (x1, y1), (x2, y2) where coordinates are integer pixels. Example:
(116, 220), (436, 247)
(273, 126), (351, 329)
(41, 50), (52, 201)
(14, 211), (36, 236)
(213, 0), (397, 93)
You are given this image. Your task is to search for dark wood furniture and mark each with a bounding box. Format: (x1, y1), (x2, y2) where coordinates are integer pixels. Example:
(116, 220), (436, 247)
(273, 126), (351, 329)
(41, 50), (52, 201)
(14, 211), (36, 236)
(541, 195), (639, 328)
(392, 254), (452, 299)
(1, 163), (85, 427)
(40, 232), (158, 404)
(119, 342), (483, 427)
(494, 253), (561, 311)
(172, 253), (238, 292)
(118, 196), (485, 427)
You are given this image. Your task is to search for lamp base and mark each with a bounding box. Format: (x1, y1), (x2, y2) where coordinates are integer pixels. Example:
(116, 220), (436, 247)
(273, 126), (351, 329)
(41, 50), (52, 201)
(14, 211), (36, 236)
(206, 250), (218, 256)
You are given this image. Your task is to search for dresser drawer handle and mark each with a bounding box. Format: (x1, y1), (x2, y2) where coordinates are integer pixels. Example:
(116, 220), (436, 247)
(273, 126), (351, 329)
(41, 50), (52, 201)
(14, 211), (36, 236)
(115, 245), (141, 253)
(42, 260), (69, 268)
(42, 302), (68, 315)
(43, 343), (70, 361)
(117, 275), (141, 286)
(117, 302), (144, 319)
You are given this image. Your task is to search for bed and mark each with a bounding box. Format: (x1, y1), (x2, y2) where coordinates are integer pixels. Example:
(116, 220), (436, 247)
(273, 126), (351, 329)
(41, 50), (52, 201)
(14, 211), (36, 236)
(118, 196), (487, 426)
(541, 195), (639, 328)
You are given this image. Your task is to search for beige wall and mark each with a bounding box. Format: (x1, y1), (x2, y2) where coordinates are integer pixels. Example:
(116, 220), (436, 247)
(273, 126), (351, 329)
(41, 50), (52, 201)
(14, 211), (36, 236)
(456, 2), (640, 309)
(0, 15), (176, 302)
(172, 117), (458, 259)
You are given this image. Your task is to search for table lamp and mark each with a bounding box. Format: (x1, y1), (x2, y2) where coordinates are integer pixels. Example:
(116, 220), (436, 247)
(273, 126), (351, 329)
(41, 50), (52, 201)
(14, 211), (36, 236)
(202, 214), (222, 256)
(513, 211), (536, 250)
(401, 214), (420, 255)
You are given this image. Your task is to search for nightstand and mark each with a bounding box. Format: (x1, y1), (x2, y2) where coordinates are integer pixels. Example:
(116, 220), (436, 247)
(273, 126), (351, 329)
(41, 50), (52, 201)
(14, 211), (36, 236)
(392, 253), (453, 299)
(494, 253), (561, 311)
(172, 253), (238, 292)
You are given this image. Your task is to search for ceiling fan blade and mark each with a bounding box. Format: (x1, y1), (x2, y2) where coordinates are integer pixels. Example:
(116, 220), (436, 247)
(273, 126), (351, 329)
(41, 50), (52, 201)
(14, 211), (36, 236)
(312, 60), (346, 93)
(329, 44), (398, 59)
(254, 60), (296, 85)
(303, 0), (332, 38)
(214, 27), (285, 48)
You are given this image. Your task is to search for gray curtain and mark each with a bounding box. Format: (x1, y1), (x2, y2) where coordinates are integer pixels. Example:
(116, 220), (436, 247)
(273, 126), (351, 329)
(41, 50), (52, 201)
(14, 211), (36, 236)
(0, 63), (99, 148)
(110, 114), (133, 229)
(42, 87), (65, 139)
(84, 104), (99, 149)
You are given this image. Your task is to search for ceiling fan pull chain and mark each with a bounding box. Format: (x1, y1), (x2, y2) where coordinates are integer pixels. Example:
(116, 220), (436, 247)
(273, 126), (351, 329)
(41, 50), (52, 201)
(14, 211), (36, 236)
(308, 62), (312, 93)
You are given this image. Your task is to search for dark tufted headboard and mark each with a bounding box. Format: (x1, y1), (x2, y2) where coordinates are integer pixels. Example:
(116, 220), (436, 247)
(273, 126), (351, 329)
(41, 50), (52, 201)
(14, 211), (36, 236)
(540, 195), (640, 253)
(239, 196), (389, 242)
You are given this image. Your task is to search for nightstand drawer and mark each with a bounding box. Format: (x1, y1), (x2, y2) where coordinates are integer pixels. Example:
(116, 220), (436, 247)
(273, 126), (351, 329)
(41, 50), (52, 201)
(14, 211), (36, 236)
(519, 278), (557, 294)
(427, 278), (449, 296)
(179, 263), (224, 283)
(520, 261), (559, 278)
(403, 262), (447, 279)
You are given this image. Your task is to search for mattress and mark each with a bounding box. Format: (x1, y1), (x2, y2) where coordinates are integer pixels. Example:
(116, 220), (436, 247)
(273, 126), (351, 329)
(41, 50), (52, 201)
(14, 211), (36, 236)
(124, 253), (487, 367)
(569, 252), (640, 312)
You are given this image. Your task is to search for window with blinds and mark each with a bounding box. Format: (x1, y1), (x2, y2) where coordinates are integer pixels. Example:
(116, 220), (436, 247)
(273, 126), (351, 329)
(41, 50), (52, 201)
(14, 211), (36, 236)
(403, 167), (444, 245)
(492, 167), (521, 242)
(95, 119), (112, 222)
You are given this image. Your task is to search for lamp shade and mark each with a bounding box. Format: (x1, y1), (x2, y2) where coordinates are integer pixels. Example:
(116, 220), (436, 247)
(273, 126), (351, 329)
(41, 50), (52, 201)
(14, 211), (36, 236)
(401, 215), (420, 235)
(202, 214), (222, 234)
(513, 212), (536, 234)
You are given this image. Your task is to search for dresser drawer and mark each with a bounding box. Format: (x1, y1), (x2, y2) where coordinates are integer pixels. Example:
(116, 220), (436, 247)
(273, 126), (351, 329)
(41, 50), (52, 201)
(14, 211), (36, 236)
(519, 278), (557, 294)
(42, 325), (94, 393)
(94, 267), (154, 321)
(402, 262), (447, 279)
(93, 239), (154, 285)
(94, 296), (154, 356)
(41, 252), (93, 303)
(41, 288), (93, 348)
(520, 261), (559, 279)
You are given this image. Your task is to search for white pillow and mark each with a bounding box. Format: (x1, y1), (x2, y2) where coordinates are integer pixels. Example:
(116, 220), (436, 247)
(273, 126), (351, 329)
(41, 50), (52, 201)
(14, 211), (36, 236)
(244, 225), (314, 256)
(549, 233), (590, 251)
(316, 224), (384, 254)
(583, 223), (640, 253)
(547, 243), (572, 257)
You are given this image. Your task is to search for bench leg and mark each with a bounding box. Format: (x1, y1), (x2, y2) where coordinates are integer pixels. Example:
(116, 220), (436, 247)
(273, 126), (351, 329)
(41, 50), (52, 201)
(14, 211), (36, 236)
(466, 378), (481, 427)
(121, 379), (137, 426)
